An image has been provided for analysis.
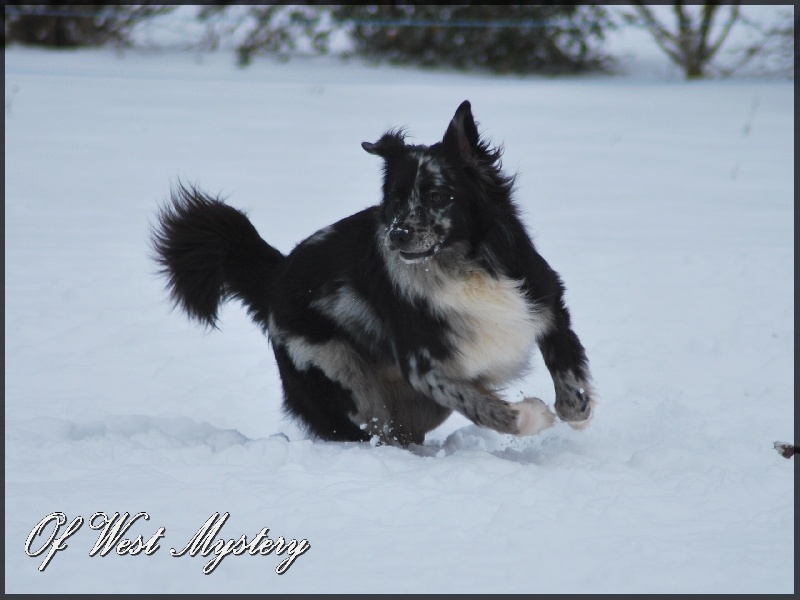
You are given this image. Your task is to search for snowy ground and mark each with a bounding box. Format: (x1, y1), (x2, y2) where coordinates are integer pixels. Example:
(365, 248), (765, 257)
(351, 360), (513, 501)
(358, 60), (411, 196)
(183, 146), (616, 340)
(4, 15), (794, 594)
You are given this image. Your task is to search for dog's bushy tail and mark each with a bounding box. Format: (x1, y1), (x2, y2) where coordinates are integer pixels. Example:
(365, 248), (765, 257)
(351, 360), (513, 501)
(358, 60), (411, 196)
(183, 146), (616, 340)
(151, 183), (284, 331)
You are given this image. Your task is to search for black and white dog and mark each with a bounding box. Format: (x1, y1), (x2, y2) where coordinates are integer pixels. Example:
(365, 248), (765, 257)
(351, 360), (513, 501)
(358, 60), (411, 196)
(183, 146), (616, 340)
(152, 101), (594, 446)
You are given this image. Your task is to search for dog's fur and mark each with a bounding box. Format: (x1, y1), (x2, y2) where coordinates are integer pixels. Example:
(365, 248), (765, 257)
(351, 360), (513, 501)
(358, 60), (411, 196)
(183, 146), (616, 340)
(151, 101), (594, 446)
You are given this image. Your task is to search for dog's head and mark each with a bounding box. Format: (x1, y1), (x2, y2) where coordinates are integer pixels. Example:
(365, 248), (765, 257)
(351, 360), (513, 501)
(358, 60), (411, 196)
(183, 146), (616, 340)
(363, 101), (514, 264)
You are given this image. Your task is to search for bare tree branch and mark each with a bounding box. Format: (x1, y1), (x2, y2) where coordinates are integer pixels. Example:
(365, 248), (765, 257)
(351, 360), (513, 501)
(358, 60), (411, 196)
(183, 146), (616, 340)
(673, 2), (697, 72)
(705, 2), (741, 63)
(697, 2), (720, 61)
(632, 2), (685, 66)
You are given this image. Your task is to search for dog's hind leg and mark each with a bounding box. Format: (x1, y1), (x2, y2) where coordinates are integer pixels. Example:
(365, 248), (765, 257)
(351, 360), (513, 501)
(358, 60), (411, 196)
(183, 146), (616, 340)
(272, 343), (372, 443)
(537, 301), (595, 429)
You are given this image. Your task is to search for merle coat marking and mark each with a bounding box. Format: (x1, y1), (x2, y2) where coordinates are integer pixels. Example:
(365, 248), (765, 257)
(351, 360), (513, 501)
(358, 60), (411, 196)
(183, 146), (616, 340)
(152, 101), (594, 446)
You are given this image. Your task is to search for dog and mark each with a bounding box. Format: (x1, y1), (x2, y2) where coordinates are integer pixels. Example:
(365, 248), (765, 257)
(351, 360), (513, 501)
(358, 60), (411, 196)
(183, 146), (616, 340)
(151, 101), (594, 446)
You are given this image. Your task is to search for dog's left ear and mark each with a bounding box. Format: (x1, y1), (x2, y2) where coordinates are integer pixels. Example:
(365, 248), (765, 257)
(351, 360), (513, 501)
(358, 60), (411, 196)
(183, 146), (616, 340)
(442, 100), (480, 163)
(362, 129), (406, 160)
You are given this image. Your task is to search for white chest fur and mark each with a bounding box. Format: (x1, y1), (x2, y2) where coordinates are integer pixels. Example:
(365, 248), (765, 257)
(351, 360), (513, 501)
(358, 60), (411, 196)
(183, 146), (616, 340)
(430, 271), (549, 385)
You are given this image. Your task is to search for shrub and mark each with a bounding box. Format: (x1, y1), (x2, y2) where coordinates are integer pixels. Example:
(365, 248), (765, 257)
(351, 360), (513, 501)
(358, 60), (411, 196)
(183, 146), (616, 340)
(332, 4), (615, 74)
(4, 3), (174, 48)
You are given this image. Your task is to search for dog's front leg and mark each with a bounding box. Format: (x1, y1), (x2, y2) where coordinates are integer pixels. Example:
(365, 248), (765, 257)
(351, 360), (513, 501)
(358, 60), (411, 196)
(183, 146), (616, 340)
(407, 353), (555, 436)
(537, 302), (595, 429)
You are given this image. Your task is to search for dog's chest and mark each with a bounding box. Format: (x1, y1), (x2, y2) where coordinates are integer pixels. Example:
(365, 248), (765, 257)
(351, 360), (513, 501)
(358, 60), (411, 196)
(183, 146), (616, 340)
(431, 271), (547, 384)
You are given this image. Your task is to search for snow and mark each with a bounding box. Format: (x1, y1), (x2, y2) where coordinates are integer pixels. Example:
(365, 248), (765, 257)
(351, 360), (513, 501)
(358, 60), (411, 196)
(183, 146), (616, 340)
(4, 11), (794, 593)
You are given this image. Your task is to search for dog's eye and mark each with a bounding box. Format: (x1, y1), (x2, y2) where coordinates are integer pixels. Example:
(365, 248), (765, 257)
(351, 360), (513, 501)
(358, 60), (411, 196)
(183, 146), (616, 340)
(429, 191), (447, 205)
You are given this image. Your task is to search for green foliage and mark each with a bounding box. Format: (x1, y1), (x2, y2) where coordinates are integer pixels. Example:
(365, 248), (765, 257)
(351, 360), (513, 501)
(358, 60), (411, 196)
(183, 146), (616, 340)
(332, 4), (615, 74)
(198, 5), (332, 67)
(4, 3), (175, 48)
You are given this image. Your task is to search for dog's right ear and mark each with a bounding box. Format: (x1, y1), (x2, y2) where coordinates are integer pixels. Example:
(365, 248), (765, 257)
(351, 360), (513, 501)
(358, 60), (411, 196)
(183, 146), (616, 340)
(442, 100), (480, 164)
(362, 129), (406, 159)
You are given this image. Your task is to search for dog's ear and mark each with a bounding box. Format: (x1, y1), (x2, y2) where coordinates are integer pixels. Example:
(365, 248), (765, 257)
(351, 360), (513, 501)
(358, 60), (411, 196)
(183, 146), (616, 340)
(362, 129), (406, 159)
(442, 100), (480, 163)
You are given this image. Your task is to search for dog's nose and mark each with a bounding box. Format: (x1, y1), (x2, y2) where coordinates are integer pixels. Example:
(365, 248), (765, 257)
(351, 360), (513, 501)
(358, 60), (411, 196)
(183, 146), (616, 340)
(389, 227), (412, 248)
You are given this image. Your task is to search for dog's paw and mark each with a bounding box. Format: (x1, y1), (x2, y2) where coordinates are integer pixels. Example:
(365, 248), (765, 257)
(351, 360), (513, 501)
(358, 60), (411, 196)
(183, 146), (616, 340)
(562, 398), (596, 431)
(515, 397), (557, 436)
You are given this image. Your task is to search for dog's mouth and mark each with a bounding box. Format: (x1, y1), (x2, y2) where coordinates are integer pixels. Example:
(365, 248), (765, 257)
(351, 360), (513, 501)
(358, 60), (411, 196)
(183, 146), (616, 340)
(398, 247), (437, 263)
(385, 228), (442, 264)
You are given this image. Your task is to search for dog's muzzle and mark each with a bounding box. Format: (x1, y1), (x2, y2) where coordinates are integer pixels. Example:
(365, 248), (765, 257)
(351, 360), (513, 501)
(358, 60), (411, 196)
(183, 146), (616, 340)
(386, 225), (439, 262)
